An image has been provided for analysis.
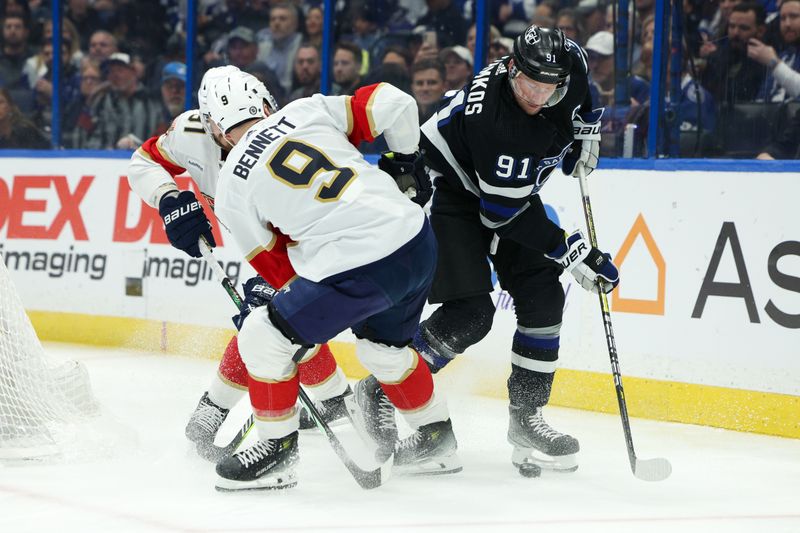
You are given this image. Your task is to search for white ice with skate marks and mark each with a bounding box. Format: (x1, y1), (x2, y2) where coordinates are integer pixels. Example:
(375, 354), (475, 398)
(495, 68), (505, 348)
(1, 343), (799, 533)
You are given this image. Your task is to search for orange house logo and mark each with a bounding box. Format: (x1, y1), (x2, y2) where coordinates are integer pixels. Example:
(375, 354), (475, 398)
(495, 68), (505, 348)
(612, 213), (666, 315)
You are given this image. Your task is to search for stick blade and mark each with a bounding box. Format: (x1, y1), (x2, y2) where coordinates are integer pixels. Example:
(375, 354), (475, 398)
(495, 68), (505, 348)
(634, 457), (672, 482)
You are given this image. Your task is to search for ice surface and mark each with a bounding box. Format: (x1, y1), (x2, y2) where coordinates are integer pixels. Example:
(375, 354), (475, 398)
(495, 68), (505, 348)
(1, 343), (798, 533)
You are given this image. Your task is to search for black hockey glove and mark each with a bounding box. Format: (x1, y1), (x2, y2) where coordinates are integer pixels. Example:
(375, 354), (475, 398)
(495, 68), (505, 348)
(378, 151), (432, 207)
(546, 230), (619, 294)
(562, 108), (603, 178)
(232, 275), (277, 330)
(158, 190), (215, 258)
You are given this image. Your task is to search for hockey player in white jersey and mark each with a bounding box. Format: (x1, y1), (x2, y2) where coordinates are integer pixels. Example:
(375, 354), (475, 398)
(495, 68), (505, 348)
(126, 66), (351, 459)
(205, 71), (459, 491)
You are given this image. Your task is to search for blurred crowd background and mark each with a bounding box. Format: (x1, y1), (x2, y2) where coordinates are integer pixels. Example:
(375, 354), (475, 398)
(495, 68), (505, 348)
(0, 0), (798, 159)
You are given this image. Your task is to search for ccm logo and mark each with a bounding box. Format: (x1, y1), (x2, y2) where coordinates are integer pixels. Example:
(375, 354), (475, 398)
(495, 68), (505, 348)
(163, 201), (201, 224)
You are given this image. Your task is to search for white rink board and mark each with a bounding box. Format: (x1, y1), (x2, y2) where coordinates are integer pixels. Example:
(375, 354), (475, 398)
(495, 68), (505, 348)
(1, 159), (798, 395)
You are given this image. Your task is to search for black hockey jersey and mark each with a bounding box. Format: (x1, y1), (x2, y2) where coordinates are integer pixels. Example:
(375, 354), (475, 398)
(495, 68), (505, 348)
(420, 46), (593, 254)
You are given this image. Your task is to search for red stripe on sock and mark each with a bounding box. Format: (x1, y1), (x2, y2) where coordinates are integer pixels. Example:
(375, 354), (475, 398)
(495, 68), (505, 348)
(218, 336), (248, 387)
(379, 352), (434, 411)
(298, 344), (337, 386)
(248, 372), (299, 415)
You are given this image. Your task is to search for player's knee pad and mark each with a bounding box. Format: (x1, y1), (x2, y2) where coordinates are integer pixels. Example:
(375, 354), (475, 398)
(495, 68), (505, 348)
(513, 282), (565, 328)
(355, 338), (416, 383)
(431, 295), (495, 351)
(414, 295), (495, 369)
(237, 306), (300, 381)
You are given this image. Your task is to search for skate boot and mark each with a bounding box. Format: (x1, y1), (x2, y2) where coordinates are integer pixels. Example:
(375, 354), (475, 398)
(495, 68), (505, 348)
(394, 419), (462, 476)
(345, 375), (397, 463)
(215, 431), (299, 491)
(298, 385), (353, 430)
(185, 392), (230, 446)
(508, 405), (579, 472)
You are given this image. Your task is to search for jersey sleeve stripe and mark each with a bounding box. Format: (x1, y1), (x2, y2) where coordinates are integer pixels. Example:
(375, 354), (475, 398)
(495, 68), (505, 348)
(344, 96), (354, 136)
(140, 136), (186, 176)
(346, 83), (383, 146)
(245, 230), (297, 288)
(364, 82), (382, 139)
(248, 248), (297, 288)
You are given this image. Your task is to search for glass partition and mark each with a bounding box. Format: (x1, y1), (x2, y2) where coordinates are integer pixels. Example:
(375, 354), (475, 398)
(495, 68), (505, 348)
(3, 1), (795, 159)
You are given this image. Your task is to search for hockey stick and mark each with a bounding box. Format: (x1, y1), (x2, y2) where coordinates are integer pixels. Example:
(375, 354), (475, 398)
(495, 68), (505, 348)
(576, 165), (672, 482)
(198, 239), (390, 489)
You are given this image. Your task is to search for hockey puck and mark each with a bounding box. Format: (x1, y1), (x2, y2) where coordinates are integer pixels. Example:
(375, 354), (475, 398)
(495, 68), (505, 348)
(518, 463), (541, 478)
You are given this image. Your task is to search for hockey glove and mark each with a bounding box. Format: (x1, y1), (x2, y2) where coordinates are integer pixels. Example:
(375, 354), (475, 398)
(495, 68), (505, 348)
(562, 108), (603, 178)
(232, 275), (277, 330)
(378, 151), (432, 207)
(158, 190), (215, 258)
(546, 230), (619, 294)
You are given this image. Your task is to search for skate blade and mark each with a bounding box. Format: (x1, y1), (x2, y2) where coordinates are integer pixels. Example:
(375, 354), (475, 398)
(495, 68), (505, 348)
(394, 454), (463, 477)
(511, 446), (578, 473)
(214, 470), (298, 492)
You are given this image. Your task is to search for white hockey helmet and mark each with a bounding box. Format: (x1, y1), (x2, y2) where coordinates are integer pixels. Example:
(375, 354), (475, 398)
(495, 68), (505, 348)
(198, 65), (240, 134)
(207, 71), (279, 134)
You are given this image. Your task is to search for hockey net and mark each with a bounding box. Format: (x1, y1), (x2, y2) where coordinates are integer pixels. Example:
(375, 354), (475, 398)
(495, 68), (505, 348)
(0, 256), (100, 461)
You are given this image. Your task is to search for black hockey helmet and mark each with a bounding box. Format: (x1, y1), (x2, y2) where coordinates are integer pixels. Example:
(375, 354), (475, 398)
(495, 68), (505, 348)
(512, 25), (572, 87)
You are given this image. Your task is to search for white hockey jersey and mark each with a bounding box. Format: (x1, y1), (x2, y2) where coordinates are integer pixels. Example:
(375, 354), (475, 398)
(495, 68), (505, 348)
(215, 83), (425, 283)
(127, 110), (223, 208)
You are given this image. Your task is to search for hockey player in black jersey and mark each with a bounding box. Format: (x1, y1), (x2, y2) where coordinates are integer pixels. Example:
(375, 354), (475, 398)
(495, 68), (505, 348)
(410, 25), (620, 473)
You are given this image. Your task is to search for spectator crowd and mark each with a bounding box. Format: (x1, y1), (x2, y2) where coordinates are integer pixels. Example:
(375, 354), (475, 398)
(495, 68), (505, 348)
(0, 0), (798, 157)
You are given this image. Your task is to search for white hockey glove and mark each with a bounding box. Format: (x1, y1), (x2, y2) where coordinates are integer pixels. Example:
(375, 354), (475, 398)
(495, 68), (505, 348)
(562, 108), (603, 178)
(546, 230), (619, 294)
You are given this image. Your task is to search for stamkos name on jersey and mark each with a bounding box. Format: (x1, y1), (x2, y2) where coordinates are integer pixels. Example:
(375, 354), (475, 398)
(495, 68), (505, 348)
(464, 62), (498, 116)
(233, 116), (296, 180)
(464, 61), (508, 116)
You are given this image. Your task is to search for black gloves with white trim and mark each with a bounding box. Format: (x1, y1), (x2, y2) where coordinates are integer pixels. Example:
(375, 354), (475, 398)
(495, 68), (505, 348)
(158, 190), (215, 258)
(379, 151), (433, 207)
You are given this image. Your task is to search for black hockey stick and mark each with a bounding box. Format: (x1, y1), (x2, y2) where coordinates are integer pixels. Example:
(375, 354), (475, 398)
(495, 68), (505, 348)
(198, 239), (390, 489)
(576, 166), (672, 482)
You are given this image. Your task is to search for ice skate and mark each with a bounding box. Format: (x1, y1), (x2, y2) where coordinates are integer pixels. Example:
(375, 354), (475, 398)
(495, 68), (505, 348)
(508, 405), (579, 472)
(215, 431), (299, 491)
(298, 385), (353, 430)
(185, 392), (229, 446)
(393, 419), (462, 476)
(345, 375), (397, 463)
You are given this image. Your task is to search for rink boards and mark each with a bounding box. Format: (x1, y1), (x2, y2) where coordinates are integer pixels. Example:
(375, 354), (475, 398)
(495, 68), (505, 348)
(1, 154), (798, 438)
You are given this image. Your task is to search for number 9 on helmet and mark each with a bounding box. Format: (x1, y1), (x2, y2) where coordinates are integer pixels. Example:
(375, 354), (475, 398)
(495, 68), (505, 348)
(207, 71), (276, 135)
(198, 65), (240, 135)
